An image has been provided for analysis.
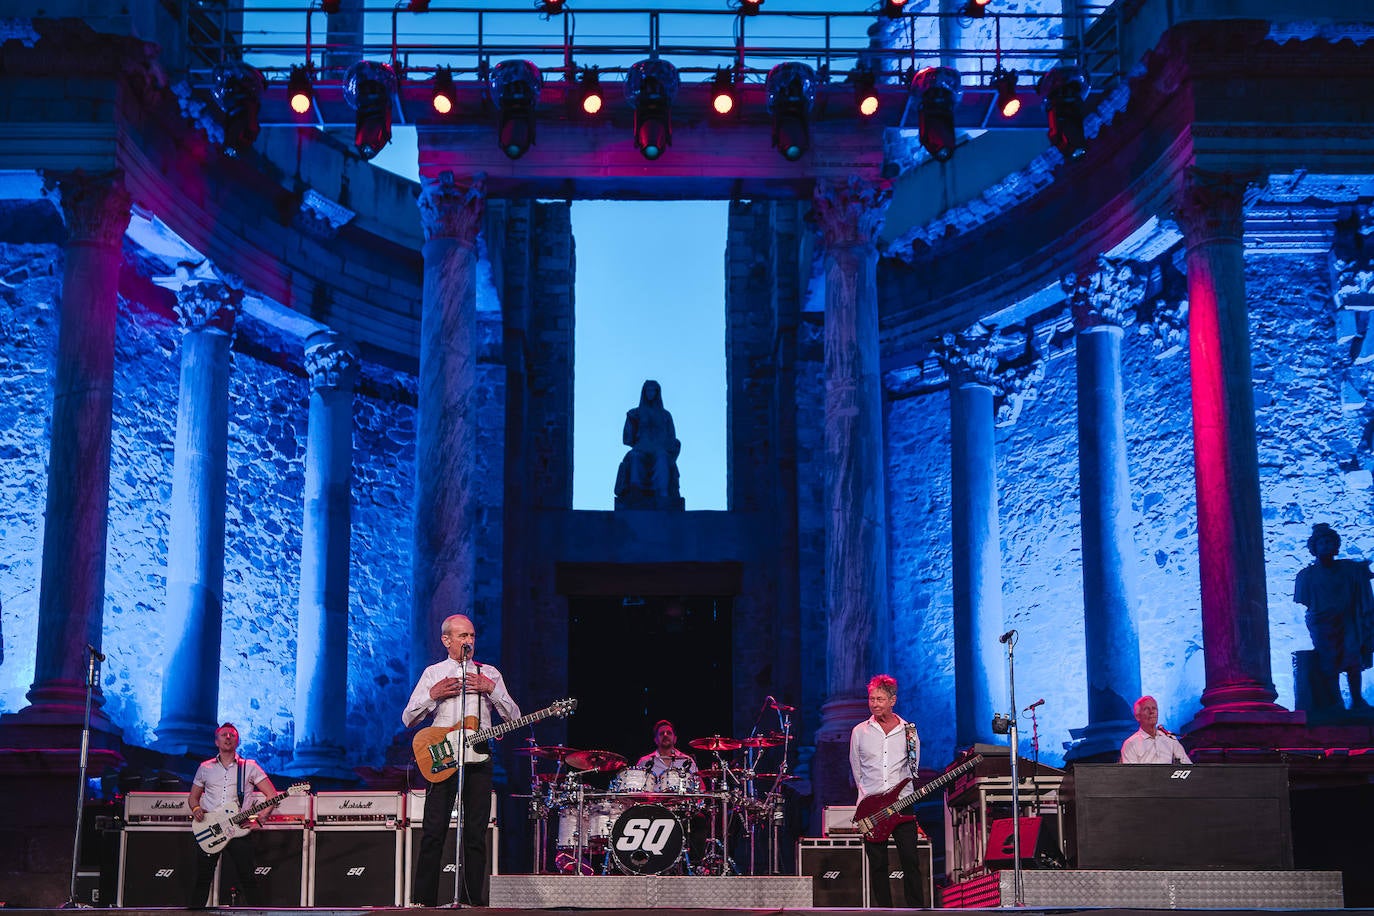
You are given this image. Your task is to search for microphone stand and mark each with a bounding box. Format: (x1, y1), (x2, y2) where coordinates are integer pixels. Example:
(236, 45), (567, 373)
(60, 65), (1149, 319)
(1003, 633), (1024, 908)
(768, 707), (792, 876)
(64, 645), (102, 909)
(451, 652), (470, 907)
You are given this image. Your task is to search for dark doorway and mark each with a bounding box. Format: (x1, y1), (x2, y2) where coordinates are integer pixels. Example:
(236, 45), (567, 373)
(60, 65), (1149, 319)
(567, 595), (733, 766)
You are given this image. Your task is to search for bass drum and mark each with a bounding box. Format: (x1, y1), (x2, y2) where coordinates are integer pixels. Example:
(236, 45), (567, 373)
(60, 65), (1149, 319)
(608, 803), (685, 875)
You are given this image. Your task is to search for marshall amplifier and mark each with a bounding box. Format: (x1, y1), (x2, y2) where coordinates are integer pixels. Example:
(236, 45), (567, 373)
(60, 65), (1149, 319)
(309, 791), (403, 906)
(119, 794), (202, 907)
(405, 788), (499, 906)
(798, 837), (864, 907)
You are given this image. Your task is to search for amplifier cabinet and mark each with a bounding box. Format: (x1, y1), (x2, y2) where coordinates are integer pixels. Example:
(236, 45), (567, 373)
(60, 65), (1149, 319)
(405, 788), (498, 905)
(798, 838), (864, 907)
(118, 828), (207, 907)
(877, 836), (935, 907)
(217, 825), (309, 906)
(310, 791), (405, 906)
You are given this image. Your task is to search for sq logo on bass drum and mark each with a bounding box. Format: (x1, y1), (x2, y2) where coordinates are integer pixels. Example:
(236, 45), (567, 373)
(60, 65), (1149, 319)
(608, 803), (684, 875)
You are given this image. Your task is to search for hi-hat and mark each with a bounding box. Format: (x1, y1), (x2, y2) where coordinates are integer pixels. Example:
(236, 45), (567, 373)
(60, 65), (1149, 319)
(565, 749), (627, 772)
(738, 735), (784, 748)
(517, 744), (579, 760)
(689, 735), (742, 752)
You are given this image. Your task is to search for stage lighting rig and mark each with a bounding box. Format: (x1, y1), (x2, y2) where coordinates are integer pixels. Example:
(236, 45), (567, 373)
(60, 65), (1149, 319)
(1038, 65), (1090, 159)
(710, 67), (737, 116)
(766, 62), (818, 161)
(432, 67), (456, 115)
(288, 64), (314, 116)
(491, 60), (542, 159)
(912, 66), (960, 162)
(627, 58), (680, 160)
(345, 60), (396, 160)
(212, 61), (265, 156)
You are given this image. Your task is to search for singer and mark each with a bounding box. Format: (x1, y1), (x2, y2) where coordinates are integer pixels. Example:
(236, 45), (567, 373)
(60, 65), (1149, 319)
(1119, 695), (1192, 764)
(403, 614), (522, 906)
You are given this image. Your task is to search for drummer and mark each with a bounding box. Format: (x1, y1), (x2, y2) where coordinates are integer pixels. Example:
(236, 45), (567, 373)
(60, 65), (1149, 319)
(635, 719), (699, 783)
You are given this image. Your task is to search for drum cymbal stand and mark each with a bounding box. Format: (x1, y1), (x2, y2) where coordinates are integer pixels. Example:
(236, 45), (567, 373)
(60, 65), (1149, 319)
(768, 707), (794, 874)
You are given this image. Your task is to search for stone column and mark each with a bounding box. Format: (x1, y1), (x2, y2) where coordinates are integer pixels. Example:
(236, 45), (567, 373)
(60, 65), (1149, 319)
(412, 171), (485, 680)
(809, 177), (891, 812)
(154, 262), (242, 754)
(1064, 259), (1145, 761)
(1175, 169), (1289, 726)
(289, 332), (359, 776)
(938, 325), (1008, 746)
(11, 171), (130, 729)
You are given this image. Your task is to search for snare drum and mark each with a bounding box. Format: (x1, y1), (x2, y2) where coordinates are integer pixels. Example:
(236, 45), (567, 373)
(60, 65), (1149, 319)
(609, 768), (654, 795)
(556, 800), (614, 852)
(656, 769), (702, 795)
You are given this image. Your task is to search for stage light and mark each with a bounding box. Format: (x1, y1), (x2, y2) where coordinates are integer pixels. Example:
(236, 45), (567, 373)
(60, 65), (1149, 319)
(766, 62), (817, 161)
(344, 60), (396, 160)
(853, 69), (879, 117)
(881, 0), (907, 18)
(287, 64), (314, 116)
(991, 67), (1019, 118)
(1038, 65), (1089, 159)
(491, 59), (542, 159)
(627, 58), (679, 160)
(212, 61), (265, 156)
(710, 67), (737, 116)
(321, 0), (342, 13)
(912, 65), (960, 162)
(538, 0), (567, 12)
(963, 0), (990, 17)
(432, 66), (456, 115)
(407, 0), (430, 10)
(738, 0), (763, 15)
(991, 712), (1012, 735)
(575, 66), (603, 116)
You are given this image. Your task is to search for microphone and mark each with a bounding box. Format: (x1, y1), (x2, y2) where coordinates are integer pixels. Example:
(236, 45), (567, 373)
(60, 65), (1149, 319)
(87, 644), (106, 663)
(767, 697), (796, 712)
(460, 643), (472, 661)
(999, 629), (1017, 644)
(1024, 698), (1044, 711)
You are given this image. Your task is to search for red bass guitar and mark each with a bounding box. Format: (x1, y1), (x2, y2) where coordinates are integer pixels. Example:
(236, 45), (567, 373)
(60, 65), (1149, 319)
(853, 754), (983, 843)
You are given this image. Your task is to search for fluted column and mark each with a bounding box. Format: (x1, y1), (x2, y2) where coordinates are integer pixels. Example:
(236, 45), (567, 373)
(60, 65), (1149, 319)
(938, 326), (1008, 746)
(1175, 169), (1289, 725)
(154, 262), (242, 754)
(14, 171), (130, 728)
(810, 176), (891, 812)
(289, 332), (359, 776)
(412, 171), (485, 681)
(1064, 259), (1145, 760)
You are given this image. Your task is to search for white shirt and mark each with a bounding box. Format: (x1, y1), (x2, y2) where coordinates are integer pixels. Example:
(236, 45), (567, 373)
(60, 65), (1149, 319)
(402, 657), (521, 731)
(1120, 728), (1192, 764)
(849, 715), (920, 802)
(634, 749), (698, 778)
(192, 756), (269, 813)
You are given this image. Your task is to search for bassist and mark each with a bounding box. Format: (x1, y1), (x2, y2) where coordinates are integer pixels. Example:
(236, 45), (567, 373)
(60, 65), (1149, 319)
(403, 613), (521, 906)
(187, 722), (278, 908)
(849, 675), (926, 907)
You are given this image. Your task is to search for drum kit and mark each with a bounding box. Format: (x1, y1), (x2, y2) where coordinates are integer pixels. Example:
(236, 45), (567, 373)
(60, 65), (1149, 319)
(519, 730), (796, 877)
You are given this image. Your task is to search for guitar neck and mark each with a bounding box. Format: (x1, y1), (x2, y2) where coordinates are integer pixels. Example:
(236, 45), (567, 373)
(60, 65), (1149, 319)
(466, 707), (554, 746)
(230, 791), (285, 826)
(886, 755), (982, 816)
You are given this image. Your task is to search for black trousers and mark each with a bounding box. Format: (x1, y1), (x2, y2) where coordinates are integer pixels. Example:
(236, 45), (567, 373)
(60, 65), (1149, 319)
(414, 761), (493, 906)
(190, 835), (258, 908)
(863, 820), (926, 907)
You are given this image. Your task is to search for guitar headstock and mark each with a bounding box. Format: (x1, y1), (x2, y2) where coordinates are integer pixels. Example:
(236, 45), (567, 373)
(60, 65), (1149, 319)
(552, 697), (578, 717)
(287, 782), (311, 796)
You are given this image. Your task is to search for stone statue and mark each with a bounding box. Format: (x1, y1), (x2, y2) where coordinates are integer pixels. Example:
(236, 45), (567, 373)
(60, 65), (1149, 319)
(614, 379), (684, 510)
(1294, 523), (1374, 711)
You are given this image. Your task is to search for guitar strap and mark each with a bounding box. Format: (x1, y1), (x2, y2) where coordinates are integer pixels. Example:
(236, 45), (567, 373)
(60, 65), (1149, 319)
(236, 756), (246, 810)
(904, 722), (919, 780)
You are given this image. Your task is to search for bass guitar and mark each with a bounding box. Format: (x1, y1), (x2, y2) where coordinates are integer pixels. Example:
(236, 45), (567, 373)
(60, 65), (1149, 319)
(853, 754), (983, 843)
(192, 782), (311, 854)
(413, 697), (577, 782)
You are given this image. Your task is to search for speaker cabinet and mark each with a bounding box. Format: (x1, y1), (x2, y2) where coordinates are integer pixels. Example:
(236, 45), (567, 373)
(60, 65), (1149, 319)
(879, 837), (935, 907)
(310, 829), (402, 906)
(118, 830), (206, 907)
(404, 823), (499, 905)
(215, 828), (308, 906)
(797, 838), (864, 907)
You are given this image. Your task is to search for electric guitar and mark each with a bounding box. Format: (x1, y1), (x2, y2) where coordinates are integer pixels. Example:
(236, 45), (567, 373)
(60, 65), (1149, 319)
(192, 783), (310, 853)
(853, 754), (983, 843)
(413, 697), (577, 783)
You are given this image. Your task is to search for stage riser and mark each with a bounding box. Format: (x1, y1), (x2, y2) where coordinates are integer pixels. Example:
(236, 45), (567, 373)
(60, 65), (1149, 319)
(489, 874), (812, 907)
(941, 869), (1343, 908)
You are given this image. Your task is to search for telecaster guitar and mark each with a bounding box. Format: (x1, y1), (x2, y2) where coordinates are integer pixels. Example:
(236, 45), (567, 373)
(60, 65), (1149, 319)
(192, 783), (310, 854)
(413, 697), (577, 783)
(853, 754), (983, 843)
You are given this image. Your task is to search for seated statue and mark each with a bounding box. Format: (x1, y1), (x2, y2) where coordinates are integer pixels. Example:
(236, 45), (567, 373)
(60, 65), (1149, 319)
(614, 380), (684, 510)
(1294, 522), (1374, 712)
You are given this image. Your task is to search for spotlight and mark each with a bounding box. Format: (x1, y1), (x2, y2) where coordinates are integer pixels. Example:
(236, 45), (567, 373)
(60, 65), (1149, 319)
(962, 0), (990, 17)
(491, 59), (542, 159)
(991, 712), (1012, 735)
(432, 66), (456, 115)
(1038, 65), (1089, 159)
(766, 62), (817, 161)
(738, 0), (763, 14)
(575, 66), (603, 116)
(321, 0), (342, 12)
(853, 69), (879, 117)
(344, 60), (396, 160)
(710, 67), (737, 116)
(627, 58), (679, 161)
(287, 64), (314, 116)
(881, 0), (907, 18)
(407, 0), (430, 10)
(212, 61), (265, 156)
(538, 0), (567, 12)
(991, 67), (1019, 118)
(911, 65), (960, 162)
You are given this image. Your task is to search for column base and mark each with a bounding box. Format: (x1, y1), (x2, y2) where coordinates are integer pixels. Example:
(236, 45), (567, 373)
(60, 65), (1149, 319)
(1062, 717), (1138, 763)
(154, 717), (216, 758)
(284, 741), (354, 779)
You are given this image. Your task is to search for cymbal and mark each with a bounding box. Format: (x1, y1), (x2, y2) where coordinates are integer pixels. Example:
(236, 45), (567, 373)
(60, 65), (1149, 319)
(517, 744), (579, 760)
(745, 773), (796, 781)
(697, 767), (727, 779)
(565, 749), (627, 773)
(738, 735), (784, 748)
(689, 735), (743, 752)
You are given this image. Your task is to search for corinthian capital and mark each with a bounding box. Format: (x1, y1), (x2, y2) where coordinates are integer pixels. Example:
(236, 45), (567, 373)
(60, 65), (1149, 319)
(418, 171), (486, 243)
(811, 176), (891, 249)
(155, 259), (243, 333)
(44, 169), (132, 247)
(1064, 256), (1146, 331)
(934, 321), (1001, 389)
(1174, 168), (1256, 245)
(305, 331), (360, 391)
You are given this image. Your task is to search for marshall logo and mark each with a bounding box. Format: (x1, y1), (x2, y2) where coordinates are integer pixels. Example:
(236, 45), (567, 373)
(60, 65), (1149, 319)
(341, 800), (375, 808)
(152, 800), (185, 809)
